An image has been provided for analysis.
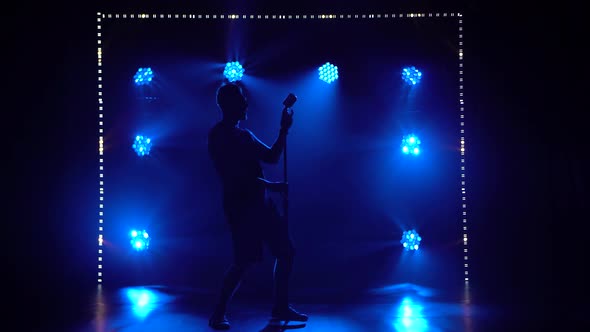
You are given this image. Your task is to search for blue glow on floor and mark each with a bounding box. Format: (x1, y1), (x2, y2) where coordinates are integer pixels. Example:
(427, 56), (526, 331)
(393, 297), (429, 331)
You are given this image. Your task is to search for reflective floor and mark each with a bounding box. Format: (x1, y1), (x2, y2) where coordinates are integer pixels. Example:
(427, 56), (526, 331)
(31, 282), (561, 332)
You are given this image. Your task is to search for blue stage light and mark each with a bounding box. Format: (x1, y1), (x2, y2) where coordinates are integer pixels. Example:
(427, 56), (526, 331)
(401, 229), (422, 251)
(130, 229), (150, 251)
(318, 62), (339, 84)
(223, 61), (244, 82)
(132, 135), (152, 157)
(134, 67), (154, 86)
(402, 66), (422, 85)
(401, 134), (421, 156)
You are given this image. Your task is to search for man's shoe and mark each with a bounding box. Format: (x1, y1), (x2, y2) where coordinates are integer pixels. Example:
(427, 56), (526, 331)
(271, 306), (308, 322)
(208, 313), (230, 330)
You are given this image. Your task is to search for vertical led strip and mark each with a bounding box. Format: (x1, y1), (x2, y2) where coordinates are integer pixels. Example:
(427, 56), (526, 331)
(458, 14), (469, 284)
(97, 12), (104, 284)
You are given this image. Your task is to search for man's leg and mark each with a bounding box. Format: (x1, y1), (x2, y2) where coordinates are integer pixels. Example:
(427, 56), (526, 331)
(270, 250), (307, 321)
(273, 253), (294, 309)
(265, 202), (308, 321)
(209, 263), (250, 330)
(213, 263), (250, 315)
(210, 218), (262, 330)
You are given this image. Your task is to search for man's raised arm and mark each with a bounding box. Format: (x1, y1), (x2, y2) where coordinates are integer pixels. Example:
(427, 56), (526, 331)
(248, 129), (287, 164)
(248, 107), (294, 164)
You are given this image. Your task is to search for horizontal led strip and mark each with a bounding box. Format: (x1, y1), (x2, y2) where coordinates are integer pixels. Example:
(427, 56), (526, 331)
(100, 13), (461, 20)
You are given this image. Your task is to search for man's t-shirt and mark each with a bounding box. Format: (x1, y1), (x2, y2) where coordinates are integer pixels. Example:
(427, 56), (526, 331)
(208, 121), (267, 215)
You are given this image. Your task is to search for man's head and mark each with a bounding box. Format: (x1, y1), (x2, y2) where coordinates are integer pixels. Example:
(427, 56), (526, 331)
(216, 82), (248, 122)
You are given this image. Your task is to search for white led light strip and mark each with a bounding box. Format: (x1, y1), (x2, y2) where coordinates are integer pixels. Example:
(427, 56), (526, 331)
(458, 16), (469, 284)
(100, 12), (460, 20)
(97, 12), (104, 284)
(97, 11), (466, 285)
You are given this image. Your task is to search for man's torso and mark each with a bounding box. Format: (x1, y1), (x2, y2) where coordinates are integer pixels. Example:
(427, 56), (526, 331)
(208, 122), (266, 213)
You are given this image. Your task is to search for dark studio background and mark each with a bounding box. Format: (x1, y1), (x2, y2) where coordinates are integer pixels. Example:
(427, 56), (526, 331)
(4, 0), (582, 329)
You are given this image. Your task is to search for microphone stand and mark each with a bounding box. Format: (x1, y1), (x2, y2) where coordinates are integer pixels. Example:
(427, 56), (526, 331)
(282, 110), (289, 226)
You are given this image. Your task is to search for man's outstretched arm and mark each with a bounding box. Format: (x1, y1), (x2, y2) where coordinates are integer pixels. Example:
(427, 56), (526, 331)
(249, 107), (294, 164)
(249, 129), (287, 164)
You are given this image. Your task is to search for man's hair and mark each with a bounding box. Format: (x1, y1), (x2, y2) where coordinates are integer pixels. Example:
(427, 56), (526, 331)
(216, 82), (243, 110)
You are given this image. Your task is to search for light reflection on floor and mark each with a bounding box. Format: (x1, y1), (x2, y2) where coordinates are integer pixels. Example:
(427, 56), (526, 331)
(392, 297), (429, 332)
(80, 283), (479, 332)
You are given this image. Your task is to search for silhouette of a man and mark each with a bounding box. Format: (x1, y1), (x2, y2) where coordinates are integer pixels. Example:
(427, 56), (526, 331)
(207, 82), (308, 330)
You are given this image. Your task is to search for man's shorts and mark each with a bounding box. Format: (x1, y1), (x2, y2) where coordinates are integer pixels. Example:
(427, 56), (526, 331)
(226, 198), (294, 265)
